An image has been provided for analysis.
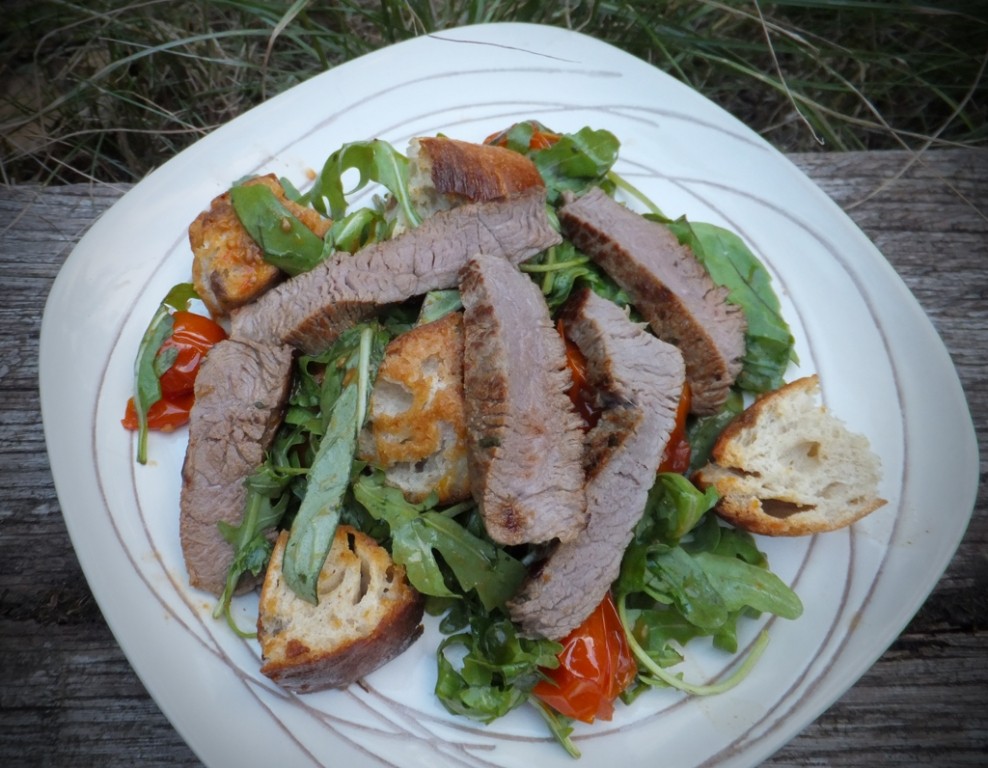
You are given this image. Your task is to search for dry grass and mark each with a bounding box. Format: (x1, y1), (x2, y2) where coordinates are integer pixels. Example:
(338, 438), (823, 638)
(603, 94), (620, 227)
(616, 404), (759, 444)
(1, 0), (985, 184)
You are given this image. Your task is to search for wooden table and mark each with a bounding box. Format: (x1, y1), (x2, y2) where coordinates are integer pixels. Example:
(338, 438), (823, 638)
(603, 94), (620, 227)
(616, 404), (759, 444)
(1, 149), (985, 765)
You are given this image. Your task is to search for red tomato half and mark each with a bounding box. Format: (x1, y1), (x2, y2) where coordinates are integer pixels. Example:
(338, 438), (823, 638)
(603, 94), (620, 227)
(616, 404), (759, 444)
(532, 593), (637, 723)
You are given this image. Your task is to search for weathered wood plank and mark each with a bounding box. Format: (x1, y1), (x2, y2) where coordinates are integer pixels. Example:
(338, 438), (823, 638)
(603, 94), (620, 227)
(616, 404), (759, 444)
(1, 149), (984, 766)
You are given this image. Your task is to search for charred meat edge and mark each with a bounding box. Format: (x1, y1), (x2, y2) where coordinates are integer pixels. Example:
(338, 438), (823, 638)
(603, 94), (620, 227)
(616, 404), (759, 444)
(558, 187), (744, 415)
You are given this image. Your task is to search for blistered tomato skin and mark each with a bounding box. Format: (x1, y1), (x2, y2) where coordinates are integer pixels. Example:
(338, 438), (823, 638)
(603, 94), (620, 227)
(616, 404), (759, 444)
(122, 311), (226, 432)
(532, 593), (637, 724)
(156, 311), (228, 397)
(122, 392), (196, 432)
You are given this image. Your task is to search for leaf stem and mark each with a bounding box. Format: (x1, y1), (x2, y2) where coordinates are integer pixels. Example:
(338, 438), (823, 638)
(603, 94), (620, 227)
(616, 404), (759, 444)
(617, 595), (770, 696)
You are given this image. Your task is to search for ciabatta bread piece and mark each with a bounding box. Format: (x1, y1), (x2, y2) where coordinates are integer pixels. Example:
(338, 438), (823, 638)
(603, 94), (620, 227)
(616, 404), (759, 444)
(694, 375), (886, 536)
(357, 311), (471, 504)
(257, 526), (424, 693)
(189, 174), (331, 317)
(408, 136), (544, 216)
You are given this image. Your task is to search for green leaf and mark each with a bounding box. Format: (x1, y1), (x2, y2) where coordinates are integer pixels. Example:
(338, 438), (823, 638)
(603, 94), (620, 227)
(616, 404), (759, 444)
(626, 607), (693, 667)
(230, 182), (326, 276)
(326, 206), (389, 253)
(353, 471), (526, 611)
(434, 607), (561, 724)
(617, 471), (719, 598)
(687, 389), (745, 472)
(213, 487), (289, 637)
(282, 383), (358, 603)
(281, 324), (388, 603)
(651, 546), (730, 631)
(694, 552), (803, 620)
(646, 472), (720, 542)
(530, 126), (620, 204)
(131, 282), (198, 464)
(417, 289), (462, 325)
(305, 139), (421, 228)
(420, 512), (526, 610)
(520, 240), (630, 313)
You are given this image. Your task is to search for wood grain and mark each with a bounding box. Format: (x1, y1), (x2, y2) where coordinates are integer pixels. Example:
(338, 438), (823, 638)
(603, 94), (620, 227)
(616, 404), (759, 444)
(1, 150), (984, 766)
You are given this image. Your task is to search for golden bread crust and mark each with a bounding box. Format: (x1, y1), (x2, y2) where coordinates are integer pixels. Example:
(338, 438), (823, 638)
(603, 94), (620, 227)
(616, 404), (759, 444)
(189, 174), (331, 317)
(408, 137), (544, 217)
(694, 375), (887, 536)
(359, 312), (471, 504)
(257, 527), (424, 693)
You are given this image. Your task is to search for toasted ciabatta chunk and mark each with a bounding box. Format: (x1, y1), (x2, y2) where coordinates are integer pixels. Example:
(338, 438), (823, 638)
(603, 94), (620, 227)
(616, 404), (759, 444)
(257, 526), (424, 693)
(694, 375), (886, 536)
(189, 174), (331, 317)
(358, 311), (471, 504)
(408, 136), (544, 216)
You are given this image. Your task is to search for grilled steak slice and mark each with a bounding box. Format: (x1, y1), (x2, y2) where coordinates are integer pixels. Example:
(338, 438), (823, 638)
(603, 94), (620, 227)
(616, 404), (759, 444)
(558, 187), (745, 415)
(459, 253), (587, 546)
(231, 187), (561, 355)
(508, 288), (685, 639)
(180, 338), (294, 595)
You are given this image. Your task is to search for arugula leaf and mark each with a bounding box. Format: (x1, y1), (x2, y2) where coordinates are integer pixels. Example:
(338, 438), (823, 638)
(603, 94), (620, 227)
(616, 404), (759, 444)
(131, 282), (198, 464)
(281, 383), (358, 603)
(230, 182), (327, 275)
(214, 481), (289, 636)
(531, 700), (581, 759)
(353, 471), (526, 611)
(304, 139), (421, 228)
(693, 552), (803, 620)
(520, 240), (630, 312)
(646, 472), (721, 542)
(325, 206), (389, 254)
(686, 389), (745, 472)
(435, 605), (561, 724)
(529, 126), (620, 204)
(618, 465), (801, 670)
(650, 545), (731, 631)
(281, 324), (388, 603)
(417, 289), (462, 325)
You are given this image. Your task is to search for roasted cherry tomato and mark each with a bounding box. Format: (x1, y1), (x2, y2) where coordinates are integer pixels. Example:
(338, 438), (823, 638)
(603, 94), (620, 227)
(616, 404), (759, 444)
(122, 310), (226, 432)
(122, 391), (196, 432)
(532, 593), (637, 723)
(156, 311), (228, 397)
(658, 383), (692, 473)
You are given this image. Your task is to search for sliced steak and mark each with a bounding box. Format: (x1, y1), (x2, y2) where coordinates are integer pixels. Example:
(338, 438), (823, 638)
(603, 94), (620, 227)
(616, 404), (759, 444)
(180, 338), (294, 595)
(231, 187), (561, 355)
(459, 253), (587, 546)
(558, 187), (745, 415)
(508, 288), (685, 639)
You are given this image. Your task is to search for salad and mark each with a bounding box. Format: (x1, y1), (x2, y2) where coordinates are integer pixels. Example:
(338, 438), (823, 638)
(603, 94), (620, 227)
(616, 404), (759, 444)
(125, 120), (804, 757)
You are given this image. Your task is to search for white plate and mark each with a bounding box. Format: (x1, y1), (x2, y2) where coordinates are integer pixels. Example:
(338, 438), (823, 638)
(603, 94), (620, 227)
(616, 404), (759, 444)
(40, 22), (978, 768)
